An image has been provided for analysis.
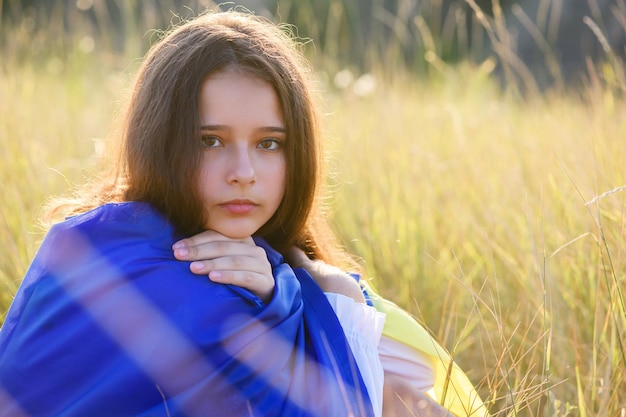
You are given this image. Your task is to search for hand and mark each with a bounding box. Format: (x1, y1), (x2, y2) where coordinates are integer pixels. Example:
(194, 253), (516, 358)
(285, 247), (365, 304)
(173, 230), (274, 303)
(383, 373), (453, 416)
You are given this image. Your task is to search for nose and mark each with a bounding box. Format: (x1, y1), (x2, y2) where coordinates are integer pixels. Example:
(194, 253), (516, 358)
(227, 145), (256, 185)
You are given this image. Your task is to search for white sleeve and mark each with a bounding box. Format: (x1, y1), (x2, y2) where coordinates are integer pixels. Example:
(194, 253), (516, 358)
(324, 293), (386, 417)
(378, 335), (436, 393)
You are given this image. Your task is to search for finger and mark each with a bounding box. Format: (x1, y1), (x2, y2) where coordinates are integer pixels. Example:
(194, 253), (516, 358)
(174, 236), (256, 261)
(173, 230), (252, 250)
(188, 245), (270, 275)
(190, 249), (272, 274)
(208, 270), (274, 301)
(172, 229), (224, 249)
(208, 270), (271, 288)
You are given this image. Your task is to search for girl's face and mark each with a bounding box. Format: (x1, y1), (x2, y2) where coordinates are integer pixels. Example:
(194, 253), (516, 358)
(197, 70), (287, 239)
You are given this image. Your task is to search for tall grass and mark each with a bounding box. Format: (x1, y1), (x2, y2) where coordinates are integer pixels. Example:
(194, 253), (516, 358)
(1, 1), (625, 416)
(326, 67), (626, 415)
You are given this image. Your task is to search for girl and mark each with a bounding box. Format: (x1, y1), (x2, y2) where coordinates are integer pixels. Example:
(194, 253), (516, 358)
(0, 10), (487, 417)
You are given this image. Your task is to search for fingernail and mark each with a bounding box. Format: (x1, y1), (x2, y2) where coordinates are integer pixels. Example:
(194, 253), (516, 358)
(172, 241), (185, 249)
(176, 248), (189, 257)
(190, 261), (202, 272)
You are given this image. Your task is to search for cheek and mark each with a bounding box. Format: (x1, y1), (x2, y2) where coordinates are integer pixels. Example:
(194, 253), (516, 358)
(276, 159), (287, 199)
(197, 161), (217, 200)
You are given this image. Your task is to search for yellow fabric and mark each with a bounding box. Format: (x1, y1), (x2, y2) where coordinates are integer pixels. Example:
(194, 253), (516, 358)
(363, 282), (490, 417)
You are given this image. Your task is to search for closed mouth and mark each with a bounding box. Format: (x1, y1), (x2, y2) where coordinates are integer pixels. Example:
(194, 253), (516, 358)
(219, 200), (258, 214)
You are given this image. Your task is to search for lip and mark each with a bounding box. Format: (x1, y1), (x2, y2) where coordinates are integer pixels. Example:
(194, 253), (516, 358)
(219, 199), (258, 215)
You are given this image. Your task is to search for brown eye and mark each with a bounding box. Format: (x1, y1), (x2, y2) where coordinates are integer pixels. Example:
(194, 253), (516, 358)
(201, 135), (222, 148)
(257, 138), (282, 151)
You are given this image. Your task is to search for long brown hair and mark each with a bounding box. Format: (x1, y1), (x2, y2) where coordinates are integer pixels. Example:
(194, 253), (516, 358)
(47, 11), (353, 267)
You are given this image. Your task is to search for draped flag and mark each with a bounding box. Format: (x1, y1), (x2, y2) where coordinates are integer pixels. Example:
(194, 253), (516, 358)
(0, 202), (373, 417)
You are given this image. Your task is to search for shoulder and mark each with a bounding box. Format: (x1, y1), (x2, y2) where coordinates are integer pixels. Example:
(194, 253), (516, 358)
(48, 202), (173, 247)
(59, 201), (171, 235)
(17, 202), (200, 319)
(36, 202), (176, 273)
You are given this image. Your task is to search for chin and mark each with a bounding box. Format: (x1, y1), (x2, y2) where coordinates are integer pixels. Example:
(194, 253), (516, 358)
(212, 225), (260, 240)
(222, 232), (254, 240)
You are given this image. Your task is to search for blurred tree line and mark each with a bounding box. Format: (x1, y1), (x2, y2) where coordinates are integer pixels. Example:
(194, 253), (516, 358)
(2, 0), (625, 89)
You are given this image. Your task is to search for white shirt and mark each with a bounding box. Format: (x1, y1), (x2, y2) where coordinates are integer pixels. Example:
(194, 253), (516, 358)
(324, 293), (436, 417)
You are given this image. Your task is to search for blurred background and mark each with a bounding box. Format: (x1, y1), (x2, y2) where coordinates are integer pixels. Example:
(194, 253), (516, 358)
(2, 0), (626, 89)
(1, 1), (625, 416)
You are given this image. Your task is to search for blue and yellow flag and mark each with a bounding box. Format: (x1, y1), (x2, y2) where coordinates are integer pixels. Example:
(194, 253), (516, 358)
(0, 202), (373, 417)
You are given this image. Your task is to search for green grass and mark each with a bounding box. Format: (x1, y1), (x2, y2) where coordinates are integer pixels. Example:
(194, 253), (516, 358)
(1, 2), (625, 416)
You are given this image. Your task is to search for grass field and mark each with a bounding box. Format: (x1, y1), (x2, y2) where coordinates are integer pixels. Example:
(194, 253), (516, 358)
(1, 2), (625, 416)
(328, 70), (626, 415)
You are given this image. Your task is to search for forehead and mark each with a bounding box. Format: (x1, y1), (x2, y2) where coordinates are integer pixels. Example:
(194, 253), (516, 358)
(198, 70), (284, 126)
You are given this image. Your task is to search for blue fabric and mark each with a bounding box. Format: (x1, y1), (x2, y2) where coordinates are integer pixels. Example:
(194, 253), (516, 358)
(347, 272), (374, 307)
(0, 202), (373, 417)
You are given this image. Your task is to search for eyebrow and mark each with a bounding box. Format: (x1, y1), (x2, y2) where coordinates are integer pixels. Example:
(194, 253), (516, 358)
(200, 124), (287, 134)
